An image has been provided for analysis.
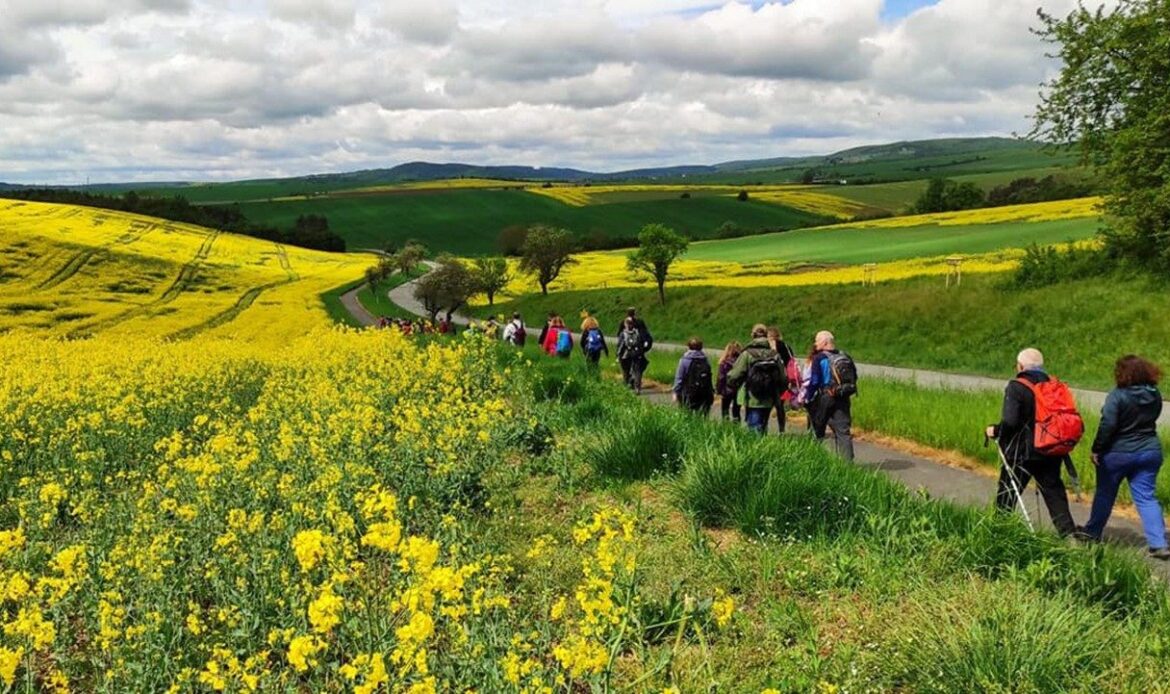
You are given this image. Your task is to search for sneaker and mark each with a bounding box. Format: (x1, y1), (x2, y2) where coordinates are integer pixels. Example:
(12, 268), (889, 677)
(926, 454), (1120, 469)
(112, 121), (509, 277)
(1149, 547), (1170, 561)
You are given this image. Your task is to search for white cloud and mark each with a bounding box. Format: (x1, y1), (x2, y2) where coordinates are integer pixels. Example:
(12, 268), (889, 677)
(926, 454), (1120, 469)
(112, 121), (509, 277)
(0, 0), (1081, 183)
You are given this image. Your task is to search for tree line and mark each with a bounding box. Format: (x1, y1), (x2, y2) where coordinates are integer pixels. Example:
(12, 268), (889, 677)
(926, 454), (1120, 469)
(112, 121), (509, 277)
(911, 173), (1098, 215)
(0, 189), (347, 252)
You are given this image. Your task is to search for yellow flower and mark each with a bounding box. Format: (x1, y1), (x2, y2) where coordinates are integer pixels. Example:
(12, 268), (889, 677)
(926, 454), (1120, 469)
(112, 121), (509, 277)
(3, 604), (56, 649)
(0, 647), (22, 686)
(360, 521), (402, 553)
(287, 635), (324, 673)
(712, 592), (735, 629)
(0, 528), (25, 558)
(308, 583), (344, 634)
(291, 529), (332, 573)
(340, 653), (389, 694)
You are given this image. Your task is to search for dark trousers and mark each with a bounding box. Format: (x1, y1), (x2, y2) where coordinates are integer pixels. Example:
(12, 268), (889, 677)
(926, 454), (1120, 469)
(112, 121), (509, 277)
(996, 456), (1076, 535)
(772, 400), (786, 433)
(810, 394), (853, 461)
(720, 395), (741, 422)
(620, 358), (645, 393)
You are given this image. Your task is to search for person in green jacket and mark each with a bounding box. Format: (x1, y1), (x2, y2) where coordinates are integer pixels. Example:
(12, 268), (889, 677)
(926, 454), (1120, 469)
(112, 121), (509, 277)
(726, 324), (782, 434)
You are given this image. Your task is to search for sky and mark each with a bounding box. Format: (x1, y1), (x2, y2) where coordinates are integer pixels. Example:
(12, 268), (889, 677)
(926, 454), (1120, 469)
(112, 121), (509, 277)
(0, 0), (1082, 184)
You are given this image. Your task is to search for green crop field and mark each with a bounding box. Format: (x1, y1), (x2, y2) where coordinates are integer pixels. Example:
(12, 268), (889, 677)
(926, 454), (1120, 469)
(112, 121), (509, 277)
(233, 189), (829, 254)
(828, 166), (1089, 212)
(681, 216), (1100, 264)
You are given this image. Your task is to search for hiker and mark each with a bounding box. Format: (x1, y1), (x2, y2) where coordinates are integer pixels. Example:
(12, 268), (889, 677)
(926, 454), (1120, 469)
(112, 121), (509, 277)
(717, 341), (744, 423)
(804, 331), (857, 460)
(502, 312), (527, 347)
(542, 316), (573, 358)
(985, 348), (1078, 537)
(767, 327), (797, 433)
(616, 316), (649, 394)
(614, 307), (653, 353)
(1078, 355), (1169, 558)
(673, 337), (714, 415)
(579, 316), (609, 367)
(726, 324), (783, 435)
(483, 316), (501, 340)
(537, 312), (556, 348)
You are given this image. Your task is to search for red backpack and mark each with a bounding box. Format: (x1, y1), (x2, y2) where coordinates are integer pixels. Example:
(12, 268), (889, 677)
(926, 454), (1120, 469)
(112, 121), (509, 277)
(1017, 377), (1084, 456)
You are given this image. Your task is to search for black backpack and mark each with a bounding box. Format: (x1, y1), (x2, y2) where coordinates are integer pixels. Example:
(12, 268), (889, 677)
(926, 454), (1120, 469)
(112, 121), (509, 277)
(746, 351), (782, 401)
(682, 357), (713, 406)
(826, 351), (858, 397)
(621, 328), (644, 359)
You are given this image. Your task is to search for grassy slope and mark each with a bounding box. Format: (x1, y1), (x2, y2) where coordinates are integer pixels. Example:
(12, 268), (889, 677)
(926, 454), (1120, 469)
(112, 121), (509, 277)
(503, 353), (1169, 691)
(683, 216), (1099, 263)
(473, 272), (1168, 390)
(235, 190), (828, 255)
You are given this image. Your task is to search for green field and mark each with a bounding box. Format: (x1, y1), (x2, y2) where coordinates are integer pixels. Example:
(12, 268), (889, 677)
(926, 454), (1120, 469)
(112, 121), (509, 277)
(234, 189), (829, 255)
(829, 166), (1090, 212)
(683, 216), (1099, 264)
(474, 271), (1168, 390)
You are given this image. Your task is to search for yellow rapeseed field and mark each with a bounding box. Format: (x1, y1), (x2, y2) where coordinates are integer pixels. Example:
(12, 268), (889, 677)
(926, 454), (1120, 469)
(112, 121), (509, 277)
(0, 199), (369, 341)
(838, 196), (1102, 229)
(0, 202), (735, 689)
(525, 184), (868, 218)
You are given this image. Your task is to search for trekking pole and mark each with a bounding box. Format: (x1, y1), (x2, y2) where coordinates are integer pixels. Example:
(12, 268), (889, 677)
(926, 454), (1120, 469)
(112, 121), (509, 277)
(985, 435), (1034, 531)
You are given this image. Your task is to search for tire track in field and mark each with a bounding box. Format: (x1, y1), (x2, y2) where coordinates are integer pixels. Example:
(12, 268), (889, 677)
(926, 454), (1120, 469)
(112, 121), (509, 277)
(166, 243), (300, 340)
(67, 231), (221, 339)
(34, 218), (155, 291)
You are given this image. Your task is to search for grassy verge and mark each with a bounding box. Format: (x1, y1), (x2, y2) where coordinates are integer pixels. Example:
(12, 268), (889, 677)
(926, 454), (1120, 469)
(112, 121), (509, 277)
(356, 264), (426, 320)
(473, 271), (1170, 390)
(497, 350), (1170, 690)
(318, 278), (365, 327)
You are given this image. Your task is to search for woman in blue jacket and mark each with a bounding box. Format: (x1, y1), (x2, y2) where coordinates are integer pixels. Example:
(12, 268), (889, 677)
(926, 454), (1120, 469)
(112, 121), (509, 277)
(1080, 355), (1169, 559)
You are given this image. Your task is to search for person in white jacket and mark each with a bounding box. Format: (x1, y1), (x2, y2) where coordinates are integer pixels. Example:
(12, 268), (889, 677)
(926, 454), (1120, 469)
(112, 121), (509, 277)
(501, 312), (527, 347)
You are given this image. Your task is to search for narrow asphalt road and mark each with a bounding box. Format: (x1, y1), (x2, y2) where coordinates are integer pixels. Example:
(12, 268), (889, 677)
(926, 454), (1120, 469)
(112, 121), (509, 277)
(340, 286), (376, 327)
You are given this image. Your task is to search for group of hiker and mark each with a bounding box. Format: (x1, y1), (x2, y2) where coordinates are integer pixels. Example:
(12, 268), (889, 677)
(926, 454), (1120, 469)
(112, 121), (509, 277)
(511, 308), (858, 458)
(986, 348), (1168, 559)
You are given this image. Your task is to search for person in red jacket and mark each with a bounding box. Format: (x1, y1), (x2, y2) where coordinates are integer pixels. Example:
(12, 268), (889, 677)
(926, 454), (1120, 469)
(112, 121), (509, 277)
(542, 316), (571, 357)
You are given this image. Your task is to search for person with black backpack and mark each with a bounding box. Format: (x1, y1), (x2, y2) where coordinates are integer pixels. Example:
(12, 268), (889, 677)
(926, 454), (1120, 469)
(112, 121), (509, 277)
(502, 312), (527, 347)
(615, 307), (653, 352)
(617, 316), (649, 394)
(579, 316), (609, 368)
(672, 337), (714, 415)
(726, 324), (783, 434)
(803, 330), (857, 460)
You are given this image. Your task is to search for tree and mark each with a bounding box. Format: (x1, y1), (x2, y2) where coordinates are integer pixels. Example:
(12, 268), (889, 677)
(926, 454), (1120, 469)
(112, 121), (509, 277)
(497, 225), (529, 256)
(912, 178), (985, 213)
(1032, 0), (1170, 269)
(519, 225), (576, 296)
(627, 223), (689, 305)
(393, 242), (427, 277)
(736, 190), (749, 201)
(472, 257), (511, 306)
(364, 266), (381, 292)
(412, 256), (474, 321)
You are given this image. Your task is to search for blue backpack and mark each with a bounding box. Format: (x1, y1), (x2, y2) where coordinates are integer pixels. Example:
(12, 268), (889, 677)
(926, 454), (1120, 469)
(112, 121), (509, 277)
(584, 328), (604, 355)
(555, 329), (572, 357)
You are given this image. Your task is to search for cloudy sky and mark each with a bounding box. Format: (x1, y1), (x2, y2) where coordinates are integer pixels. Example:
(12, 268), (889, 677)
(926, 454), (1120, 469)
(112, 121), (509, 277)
(0, 0), (1081, 184)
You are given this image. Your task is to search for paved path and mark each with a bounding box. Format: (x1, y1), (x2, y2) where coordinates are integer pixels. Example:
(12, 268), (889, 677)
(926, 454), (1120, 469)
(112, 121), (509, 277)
(640, 390), (1167, 575)
(340, 285), (376, 327)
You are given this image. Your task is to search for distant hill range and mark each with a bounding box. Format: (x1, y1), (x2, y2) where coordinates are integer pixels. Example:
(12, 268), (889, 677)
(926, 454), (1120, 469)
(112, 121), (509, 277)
(1, 137), (1072, 193)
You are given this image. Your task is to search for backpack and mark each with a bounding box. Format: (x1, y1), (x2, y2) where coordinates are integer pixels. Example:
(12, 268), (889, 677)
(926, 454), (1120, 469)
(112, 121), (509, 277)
(682, 357), (713, 406)
(1017, 377), (1084, 457)
(621, 328), (644, 359)
(826, 352), (858, 398)
(746, 351), (782, 401)
(584, 328), (604, 355)
(511, 323), (527, 346)
(555, 329), (572, 357)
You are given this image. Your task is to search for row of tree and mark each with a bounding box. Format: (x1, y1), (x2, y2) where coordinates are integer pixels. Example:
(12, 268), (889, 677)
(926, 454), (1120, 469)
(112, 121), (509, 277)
(0, 188), (347, 252)
(911, 173), (1097, 215)
(400, 223), (691, 321)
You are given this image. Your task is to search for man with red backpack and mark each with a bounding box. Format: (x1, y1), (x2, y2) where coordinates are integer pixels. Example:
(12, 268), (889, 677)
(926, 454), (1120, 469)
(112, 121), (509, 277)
(986, 347), (1082, 536)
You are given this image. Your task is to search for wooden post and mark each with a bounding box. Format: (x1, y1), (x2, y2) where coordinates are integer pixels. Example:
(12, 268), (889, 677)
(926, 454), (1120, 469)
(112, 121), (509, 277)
(862, 263), (877, 286)
(945, 256), (963, 287)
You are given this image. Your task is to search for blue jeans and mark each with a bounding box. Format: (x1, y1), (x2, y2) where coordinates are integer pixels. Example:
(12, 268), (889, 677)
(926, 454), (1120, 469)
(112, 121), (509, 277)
(745, 408), (770, 435)
(1084, 449), (1167, 550)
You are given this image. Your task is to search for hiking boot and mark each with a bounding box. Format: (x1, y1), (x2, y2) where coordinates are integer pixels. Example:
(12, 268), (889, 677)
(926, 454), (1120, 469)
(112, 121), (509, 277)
(1149, 547), (1170, 561)
(1071, 527), (1100, 544)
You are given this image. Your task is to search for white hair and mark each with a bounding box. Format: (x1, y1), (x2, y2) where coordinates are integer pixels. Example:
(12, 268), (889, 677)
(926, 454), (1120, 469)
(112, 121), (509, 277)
(815, 330), (836, 349)
(1017, 347), (1044, 371)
